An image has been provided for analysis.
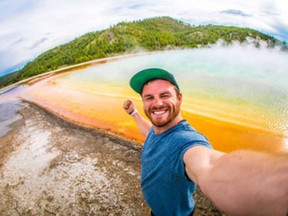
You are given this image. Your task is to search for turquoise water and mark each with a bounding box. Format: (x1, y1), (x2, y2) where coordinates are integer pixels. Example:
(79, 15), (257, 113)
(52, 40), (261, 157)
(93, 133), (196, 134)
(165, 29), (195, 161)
(58, 46), (288, 137)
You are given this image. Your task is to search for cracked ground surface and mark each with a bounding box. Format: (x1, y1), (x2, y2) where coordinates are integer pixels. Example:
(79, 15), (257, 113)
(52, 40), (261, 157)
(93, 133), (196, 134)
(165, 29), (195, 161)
(0, 100), (149, 215)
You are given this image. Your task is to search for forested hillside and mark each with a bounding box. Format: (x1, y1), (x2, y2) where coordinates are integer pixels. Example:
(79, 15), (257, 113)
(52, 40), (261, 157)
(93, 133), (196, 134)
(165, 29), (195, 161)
(0, 16), (286, 87)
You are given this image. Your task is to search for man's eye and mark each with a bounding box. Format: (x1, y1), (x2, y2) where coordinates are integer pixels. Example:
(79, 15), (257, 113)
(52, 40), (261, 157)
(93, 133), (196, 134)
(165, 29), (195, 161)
(161, 94), (170, 98)
(145, 97), (153, 101)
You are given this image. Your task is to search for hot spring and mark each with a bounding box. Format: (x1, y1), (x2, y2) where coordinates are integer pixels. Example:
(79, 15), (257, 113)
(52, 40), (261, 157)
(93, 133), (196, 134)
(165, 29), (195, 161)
(21, 46), (288, 153)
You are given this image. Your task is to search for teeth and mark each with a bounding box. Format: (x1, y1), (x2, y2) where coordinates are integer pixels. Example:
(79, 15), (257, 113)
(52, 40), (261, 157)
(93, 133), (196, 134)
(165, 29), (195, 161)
(153, 110), (166, 115)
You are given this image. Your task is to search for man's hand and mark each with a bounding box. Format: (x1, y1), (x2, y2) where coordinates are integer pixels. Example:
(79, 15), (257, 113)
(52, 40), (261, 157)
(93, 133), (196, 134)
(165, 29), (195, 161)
(123, 100), (136, 115)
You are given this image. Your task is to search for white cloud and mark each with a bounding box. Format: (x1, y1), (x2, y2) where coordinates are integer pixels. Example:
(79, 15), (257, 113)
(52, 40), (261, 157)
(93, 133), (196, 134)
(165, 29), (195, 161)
(0, 0), (287, 77)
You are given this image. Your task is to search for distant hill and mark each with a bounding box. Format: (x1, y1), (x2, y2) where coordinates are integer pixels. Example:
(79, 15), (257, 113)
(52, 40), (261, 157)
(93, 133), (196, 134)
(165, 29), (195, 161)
(0, 16), (286, 88)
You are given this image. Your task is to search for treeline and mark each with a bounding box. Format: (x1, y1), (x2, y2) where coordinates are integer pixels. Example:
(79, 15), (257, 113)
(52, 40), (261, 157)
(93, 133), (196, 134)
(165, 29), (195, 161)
(0, 16), (286, 87)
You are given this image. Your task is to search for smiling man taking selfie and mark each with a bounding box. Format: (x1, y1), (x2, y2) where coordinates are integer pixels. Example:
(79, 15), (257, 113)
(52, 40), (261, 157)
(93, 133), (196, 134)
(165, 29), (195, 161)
(123, 68), (288, 216)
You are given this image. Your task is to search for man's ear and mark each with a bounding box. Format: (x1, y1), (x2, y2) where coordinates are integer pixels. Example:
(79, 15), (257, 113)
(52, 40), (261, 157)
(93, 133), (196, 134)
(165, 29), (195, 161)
(178, 92), (183, 101)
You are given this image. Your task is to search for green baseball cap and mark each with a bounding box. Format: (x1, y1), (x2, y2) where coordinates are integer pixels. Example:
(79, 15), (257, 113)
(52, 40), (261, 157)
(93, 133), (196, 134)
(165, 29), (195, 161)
(129, 68), (180, 94)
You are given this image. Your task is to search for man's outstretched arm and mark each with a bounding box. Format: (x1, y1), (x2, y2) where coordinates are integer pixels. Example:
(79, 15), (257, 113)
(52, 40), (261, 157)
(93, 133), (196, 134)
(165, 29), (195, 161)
(184, 146), (288, 216)
(123, 100), (152, 137)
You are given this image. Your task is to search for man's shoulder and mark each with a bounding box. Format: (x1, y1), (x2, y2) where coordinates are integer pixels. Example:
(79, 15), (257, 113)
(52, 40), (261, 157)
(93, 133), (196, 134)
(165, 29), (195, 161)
(175, 121), (206, 138)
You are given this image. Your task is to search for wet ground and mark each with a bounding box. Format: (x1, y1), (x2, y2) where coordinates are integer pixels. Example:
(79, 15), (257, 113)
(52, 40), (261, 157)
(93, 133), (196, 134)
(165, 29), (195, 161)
(0, 100), (223, 216)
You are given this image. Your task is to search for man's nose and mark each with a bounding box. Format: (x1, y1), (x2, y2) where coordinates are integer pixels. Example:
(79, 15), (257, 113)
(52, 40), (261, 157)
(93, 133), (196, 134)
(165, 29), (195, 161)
(153, 98), (163, 106)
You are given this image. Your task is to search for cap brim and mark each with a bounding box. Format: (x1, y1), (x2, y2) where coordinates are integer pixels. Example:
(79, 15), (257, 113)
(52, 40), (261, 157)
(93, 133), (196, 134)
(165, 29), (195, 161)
(129, 68), (179, 94)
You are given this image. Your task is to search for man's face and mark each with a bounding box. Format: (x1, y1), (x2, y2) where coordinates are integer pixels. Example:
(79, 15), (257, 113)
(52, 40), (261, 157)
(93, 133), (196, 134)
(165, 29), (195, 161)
(141, 79), (182, 128)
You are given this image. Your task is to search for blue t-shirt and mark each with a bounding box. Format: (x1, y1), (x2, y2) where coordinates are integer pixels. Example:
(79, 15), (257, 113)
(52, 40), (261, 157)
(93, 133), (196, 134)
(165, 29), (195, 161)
(141, 120), (212, 216)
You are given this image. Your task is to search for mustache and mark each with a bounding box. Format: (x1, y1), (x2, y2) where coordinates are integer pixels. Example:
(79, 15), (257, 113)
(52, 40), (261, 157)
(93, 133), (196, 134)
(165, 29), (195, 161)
(149, 105), (169, 111)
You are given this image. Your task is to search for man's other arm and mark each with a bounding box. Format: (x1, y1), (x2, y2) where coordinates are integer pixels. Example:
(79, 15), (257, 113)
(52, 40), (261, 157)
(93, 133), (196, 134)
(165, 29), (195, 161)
(123, 100), (152, 137)
(184, 146), (288, 216)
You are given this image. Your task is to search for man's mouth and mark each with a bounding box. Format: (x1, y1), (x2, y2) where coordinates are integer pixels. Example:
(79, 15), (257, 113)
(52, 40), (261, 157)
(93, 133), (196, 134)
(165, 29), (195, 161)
(151, 109), (168, 116)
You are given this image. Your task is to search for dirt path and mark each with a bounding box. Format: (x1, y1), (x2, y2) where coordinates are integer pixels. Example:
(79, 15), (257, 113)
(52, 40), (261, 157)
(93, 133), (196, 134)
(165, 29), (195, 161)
(0, 100), (223, 216)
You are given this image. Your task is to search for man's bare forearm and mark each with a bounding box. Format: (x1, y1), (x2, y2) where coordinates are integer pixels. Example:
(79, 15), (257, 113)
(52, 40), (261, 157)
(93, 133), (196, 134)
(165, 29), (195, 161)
(198, 150), (288, 216)
(123, 100), (151, 137)
(131, 112), (151, 137)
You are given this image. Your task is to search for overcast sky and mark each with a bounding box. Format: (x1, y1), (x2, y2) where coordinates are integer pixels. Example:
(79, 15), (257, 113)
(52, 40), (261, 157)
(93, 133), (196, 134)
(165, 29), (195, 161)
(0, 0), (287, 77)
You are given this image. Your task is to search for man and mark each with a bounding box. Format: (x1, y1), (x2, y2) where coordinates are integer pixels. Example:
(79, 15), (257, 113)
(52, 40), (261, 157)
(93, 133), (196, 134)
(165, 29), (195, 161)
(123, 68), (288, 216)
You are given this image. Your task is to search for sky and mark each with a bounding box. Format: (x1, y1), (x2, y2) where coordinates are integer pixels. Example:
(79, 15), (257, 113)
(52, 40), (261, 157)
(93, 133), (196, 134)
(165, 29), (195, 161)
(0, 0), (288, 77)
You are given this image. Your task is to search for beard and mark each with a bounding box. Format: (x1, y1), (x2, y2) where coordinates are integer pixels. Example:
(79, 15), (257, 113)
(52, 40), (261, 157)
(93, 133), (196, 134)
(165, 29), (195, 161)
(144, 101), (181, 128)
